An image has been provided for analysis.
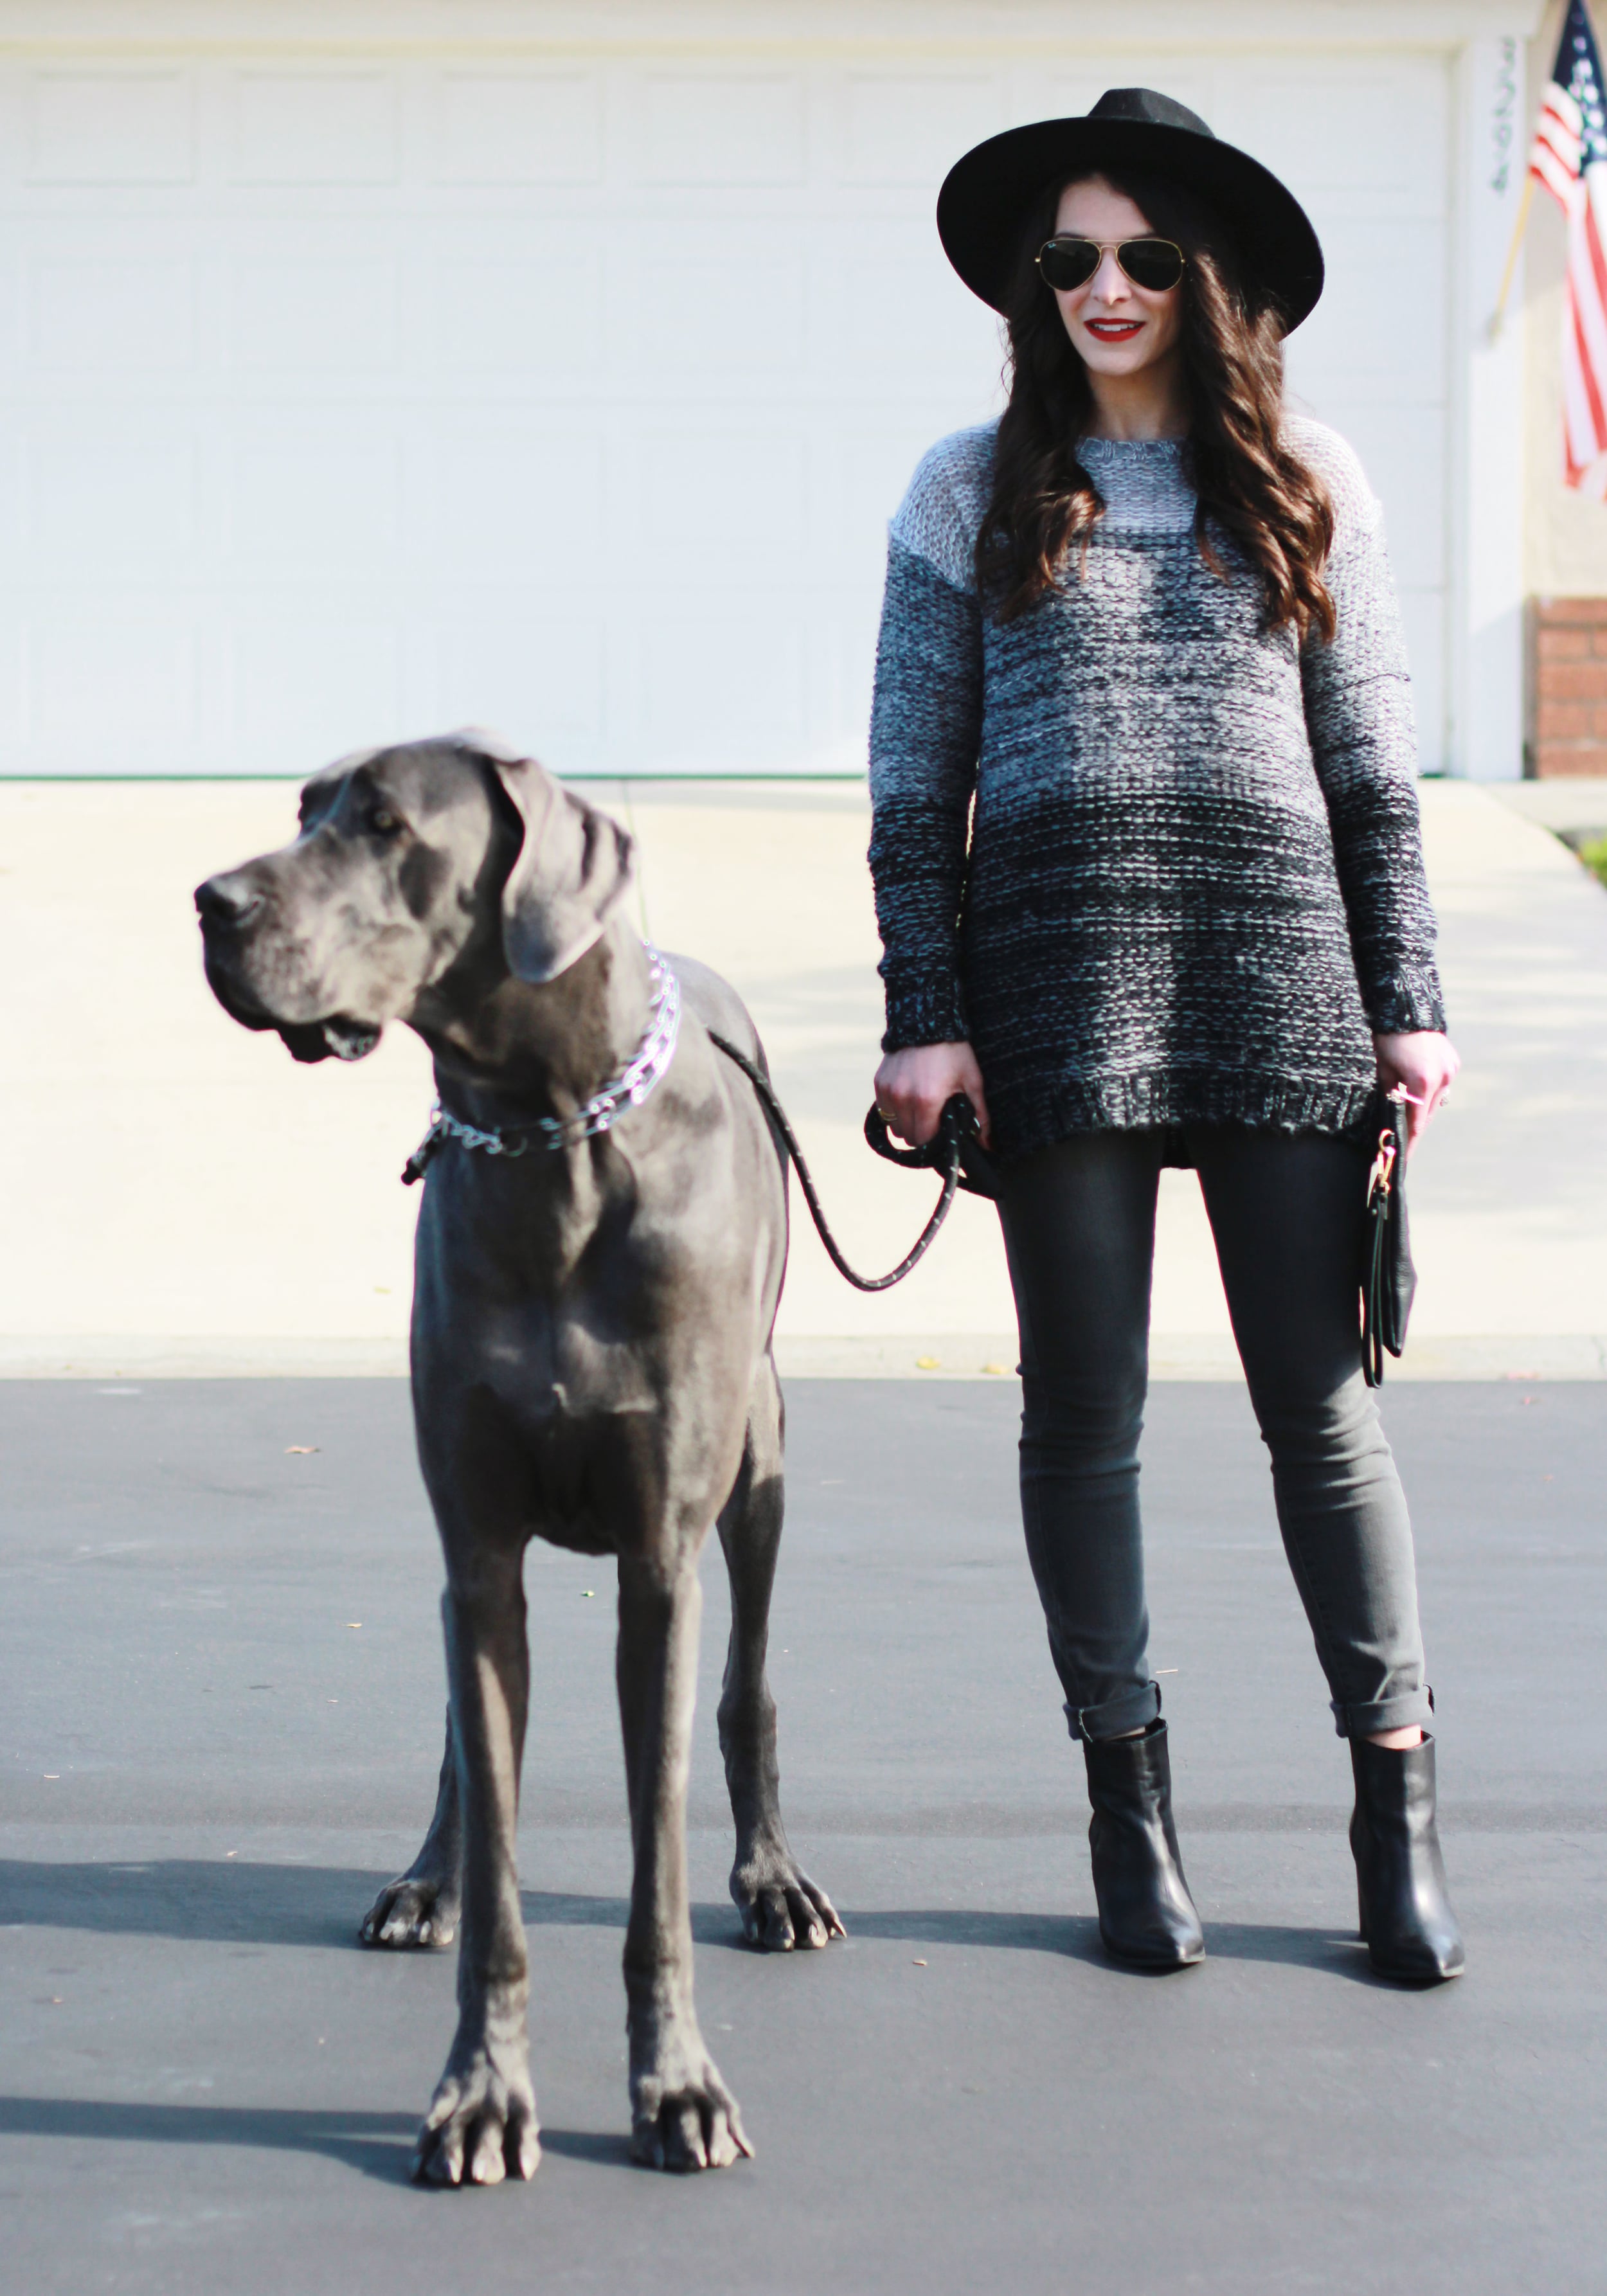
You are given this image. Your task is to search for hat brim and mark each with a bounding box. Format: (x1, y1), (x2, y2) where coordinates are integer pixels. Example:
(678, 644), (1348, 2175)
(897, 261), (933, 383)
(937, 117), (1324, 334)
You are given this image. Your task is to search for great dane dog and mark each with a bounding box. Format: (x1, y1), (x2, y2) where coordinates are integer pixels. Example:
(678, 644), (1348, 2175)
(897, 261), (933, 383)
(195, 730), (841, 2185)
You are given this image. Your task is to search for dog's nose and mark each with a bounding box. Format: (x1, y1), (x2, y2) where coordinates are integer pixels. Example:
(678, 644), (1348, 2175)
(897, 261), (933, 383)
(195, 873), (263, 928)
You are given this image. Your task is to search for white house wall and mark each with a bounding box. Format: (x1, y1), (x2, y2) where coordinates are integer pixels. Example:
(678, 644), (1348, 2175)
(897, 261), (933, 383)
(0, 24), (1464, 776)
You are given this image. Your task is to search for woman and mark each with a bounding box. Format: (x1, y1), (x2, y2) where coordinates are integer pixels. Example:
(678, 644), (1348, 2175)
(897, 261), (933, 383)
(868, 89), (1463, 1982)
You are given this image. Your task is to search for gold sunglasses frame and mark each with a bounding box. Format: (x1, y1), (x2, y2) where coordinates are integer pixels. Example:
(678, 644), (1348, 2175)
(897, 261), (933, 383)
(1034, 236), (1189, 294)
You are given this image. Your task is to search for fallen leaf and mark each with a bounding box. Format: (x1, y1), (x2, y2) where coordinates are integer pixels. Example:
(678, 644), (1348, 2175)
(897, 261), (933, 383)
(980, 1363), (1008, 1376)
(285, 1446), (319, 1455)
(42, 1773), (58, 1780)
(915, 1356), (941, 1371)
(582, 1590), (595, 1599)
(912, 1958), (928, 1967)
(343, 1622), (361, 1629)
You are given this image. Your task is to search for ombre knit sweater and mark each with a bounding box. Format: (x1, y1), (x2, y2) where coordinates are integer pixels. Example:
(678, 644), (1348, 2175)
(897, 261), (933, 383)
(866, 416), (1446, 1161)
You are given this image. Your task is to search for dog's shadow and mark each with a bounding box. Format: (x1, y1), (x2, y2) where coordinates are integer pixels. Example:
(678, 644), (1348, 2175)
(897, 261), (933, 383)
(0, 1856), (1374, 1978)
(0, 1858), (1379, 2188)
(0, 2094), (631, 2185)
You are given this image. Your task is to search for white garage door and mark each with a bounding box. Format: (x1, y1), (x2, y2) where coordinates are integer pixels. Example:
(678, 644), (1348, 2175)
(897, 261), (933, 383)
(0, 39), (1450, 778)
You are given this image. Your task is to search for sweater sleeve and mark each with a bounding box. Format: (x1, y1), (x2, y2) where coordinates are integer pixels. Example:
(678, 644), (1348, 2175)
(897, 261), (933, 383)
(1300, 500), (1447, 1036)
(867, 536), (983, 1050)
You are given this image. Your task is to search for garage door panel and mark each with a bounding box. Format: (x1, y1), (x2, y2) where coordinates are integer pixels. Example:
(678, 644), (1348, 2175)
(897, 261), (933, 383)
(228, 432), (402, 570)
(227, 616), (402, 771)
(431, 252), (602, 379)
(1284, 222), (1446, 401)
(431, 71), (605, 187)
(26, 69), (195, 186)
(433, 432), (607, 578)
(831, 239), (1003, 383)
(835, 73), (1009, 188)
(27, 609), (197, 768)
(228, 71), (400, 187)
(642, 431), (809, 561)
(26, 433), (197, 570)
(631, 605), (809, 770)
(1232, 62), (1448, 220)
(227, 255), (400, 374)
(630, 255), (807, 377)
(27, 251), (193, 371)
(433, 613), (607, 763)
(634, 73), (807, 189)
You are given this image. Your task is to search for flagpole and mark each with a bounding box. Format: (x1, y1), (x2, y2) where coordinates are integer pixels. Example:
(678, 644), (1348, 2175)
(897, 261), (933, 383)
(1489, 173), (1537, 340)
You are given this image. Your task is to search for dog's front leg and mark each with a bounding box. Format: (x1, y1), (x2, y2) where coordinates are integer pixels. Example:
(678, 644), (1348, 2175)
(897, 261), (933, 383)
(617, 1551), (751, 2172)
(411, 1554), (540, 2187)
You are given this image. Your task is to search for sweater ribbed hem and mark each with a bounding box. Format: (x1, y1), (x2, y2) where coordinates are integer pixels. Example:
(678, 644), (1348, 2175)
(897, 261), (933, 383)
(991, 1067), (1380, 1164)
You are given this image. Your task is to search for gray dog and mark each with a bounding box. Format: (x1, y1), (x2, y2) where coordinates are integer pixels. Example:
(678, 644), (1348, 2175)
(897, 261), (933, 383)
(196, 730), (841, 2184)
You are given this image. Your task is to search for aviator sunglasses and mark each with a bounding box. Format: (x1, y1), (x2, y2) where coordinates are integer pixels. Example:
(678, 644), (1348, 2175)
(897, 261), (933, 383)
(1036, 235), (1187, 295)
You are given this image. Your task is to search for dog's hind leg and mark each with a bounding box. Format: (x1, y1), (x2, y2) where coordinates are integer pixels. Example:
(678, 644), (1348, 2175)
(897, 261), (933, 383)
(717, 1354), (844, 1953)
(618, 1545), (750, 2171)
(358, 1706), (463, 1950)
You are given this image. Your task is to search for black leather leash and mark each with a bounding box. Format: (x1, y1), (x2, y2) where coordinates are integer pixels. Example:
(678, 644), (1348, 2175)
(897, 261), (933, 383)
(706, 1030), (995, 1293)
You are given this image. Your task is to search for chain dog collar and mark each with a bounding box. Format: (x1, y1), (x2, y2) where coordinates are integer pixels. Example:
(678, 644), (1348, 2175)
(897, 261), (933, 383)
(402, 946), (681, 1185)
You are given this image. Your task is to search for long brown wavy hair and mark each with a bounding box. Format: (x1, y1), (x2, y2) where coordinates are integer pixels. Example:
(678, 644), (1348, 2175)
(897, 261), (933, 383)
(974, 167), (1336, 640)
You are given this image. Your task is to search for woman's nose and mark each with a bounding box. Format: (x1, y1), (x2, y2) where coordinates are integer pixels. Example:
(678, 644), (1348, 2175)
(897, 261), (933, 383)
(1089, 249), (1130, 302)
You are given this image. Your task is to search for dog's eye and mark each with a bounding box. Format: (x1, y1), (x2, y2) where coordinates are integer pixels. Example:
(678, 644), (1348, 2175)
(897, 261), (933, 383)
(371, 808), (402, 836)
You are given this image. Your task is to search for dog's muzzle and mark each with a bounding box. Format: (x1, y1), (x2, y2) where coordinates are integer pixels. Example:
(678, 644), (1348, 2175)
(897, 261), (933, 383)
(195, 874), (381, 1065)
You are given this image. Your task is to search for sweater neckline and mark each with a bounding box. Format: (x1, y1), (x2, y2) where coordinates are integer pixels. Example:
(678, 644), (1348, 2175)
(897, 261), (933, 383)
(1079, 435), (1187, 454)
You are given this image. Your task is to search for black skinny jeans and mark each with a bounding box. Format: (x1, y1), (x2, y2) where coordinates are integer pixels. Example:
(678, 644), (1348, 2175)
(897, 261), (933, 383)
(996, 1125), (1432, 1744)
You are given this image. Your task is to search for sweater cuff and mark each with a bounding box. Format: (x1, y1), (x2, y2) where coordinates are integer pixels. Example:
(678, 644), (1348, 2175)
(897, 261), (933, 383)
(881, 973), (969, 1053)
(1364, 964), (1447, 1036)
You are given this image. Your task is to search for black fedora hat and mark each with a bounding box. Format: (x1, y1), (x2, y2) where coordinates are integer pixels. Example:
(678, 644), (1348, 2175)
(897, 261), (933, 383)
(937, 87), (1324, 334)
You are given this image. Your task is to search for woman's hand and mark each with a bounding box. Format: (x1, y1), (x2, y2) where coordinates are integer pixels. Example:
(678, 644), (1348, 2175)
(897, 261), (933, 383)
(874, 1041), (992, 1150)
(1373, 1030), (1459, 1155)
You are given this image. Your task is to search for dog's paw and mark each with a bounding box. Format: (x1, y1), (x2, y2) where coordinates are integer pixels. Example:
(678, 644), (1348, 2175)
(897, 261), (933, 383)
(630, 2058), (752, 2174)
(411, 2054), (540, 2188)
(359, 1875), (460, 1951)
(730, 1846), (845, 1953)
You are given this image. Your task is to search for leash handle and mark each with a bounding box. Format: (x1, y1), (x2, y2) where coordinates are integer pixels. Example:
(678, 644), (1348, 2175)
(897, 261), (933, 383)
(708, 1032), (966, 1293)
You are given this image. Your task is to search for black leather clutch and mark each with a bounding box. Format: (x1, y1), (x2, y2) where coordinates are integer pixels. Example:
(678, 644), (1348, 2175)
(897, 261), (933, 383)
(1361, 1091), (1417, 1387)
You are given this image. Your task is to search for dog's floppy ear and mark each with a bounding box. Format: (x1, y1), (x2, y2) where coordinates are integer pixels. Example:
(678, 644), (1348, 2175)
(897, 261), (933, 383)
(459, 731), (636, 985)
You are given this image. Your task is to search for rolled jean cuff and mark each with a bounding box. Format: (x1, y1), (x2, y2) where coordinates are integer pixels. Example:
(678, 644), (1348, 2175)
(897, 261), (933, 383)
(1065, 1680), (1162, 1744)
(1330, 1684), (1435, 1739)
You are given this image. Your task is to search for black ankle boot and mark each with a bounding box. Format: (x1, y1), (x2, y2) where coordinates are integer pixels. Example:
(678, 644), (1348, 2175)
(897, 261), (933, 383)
(1082, 1720), (1204, 1969)
(1349, 1732), (1465, 1982)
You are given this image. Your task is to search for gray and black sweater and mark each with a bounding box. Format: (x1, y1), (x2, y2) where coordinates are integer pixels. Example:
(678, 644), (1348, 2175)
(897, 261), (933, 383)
(866, 416), (1446, 1161)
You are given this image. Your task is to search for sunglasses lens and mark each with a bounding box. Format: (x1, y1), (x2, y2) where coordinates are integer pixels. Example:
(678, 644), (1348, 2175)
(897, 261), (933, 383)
(1120, 239), (1185, 291)
(1038, 238), (1099, 292)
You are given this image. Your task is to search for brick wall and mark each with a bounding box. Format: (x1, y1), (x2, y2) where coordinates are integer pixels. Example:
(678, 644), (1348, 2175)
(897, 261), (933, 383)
(1528, 597), (1607, 776)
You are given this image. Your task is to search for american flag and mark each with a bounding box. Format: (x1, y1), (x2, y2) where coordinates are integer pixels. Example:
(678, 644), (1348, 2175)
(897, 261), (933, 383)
(1532, 0), (1607, 492)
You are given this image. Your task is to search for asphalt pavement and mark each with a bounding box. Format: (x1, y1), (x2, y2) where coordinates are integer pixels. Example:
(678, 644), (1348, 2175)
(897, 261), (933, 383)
(1, 1376), (1600, 2293)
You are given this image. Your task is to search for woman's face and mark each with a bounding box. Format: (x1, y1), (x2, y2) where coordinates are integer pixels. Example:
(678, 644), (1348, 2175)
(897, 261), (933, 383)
(1048, 175), (1185, 381)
